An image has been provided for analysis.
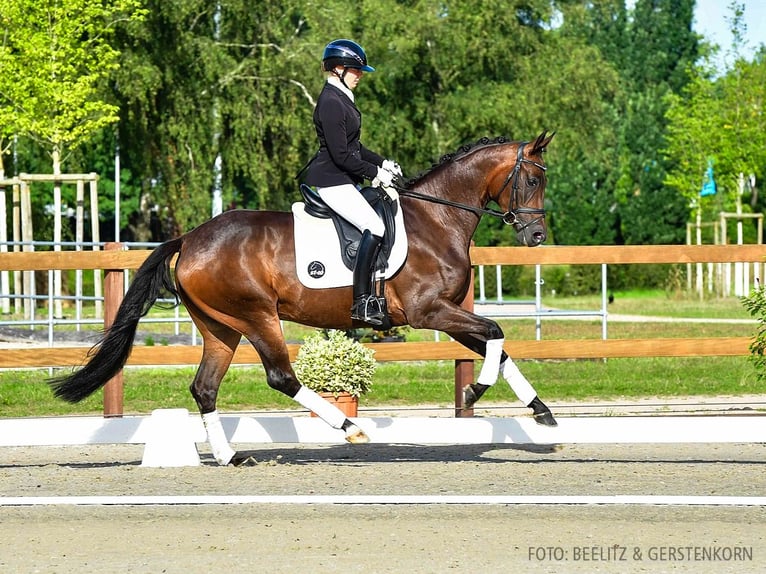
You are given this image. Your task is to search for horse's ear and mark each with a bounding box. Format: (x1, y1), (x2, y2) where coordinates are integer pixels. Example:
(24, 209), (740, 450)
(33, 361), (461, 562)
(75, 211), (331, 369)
(532, 130), (555, 154)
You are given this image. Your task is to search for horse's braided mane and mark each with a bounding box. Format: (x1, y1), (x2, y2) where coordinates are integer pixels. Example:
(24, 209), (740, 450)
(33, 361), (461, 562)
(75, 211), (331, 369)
(405, 136), (512, 187)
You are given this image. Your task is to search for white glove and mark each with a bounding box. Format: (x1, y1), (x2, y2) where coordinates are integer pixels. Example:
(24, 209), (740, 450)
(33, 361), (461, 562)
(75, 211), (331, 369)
(375, 166), (394, 188)
(382, 159), (402, 177)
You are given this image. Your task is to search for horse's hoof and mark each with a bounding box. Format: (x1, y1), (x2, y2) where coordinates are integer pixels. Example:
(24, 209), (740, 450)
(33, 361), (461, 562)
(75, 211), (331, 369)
(344, 425), (370, 444)
(230, 453), (258, 467)
(533, 411), (558, 427)
(463, 386), (478, 409)
(463, 383), (490, 409)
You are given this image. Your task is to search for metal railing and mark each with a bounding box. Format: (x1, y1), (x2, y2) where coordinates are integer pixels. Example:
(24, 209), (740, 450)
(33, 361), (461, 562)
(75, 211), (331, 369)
(0, 241), (199, 347)
(475, 263), (609, 340)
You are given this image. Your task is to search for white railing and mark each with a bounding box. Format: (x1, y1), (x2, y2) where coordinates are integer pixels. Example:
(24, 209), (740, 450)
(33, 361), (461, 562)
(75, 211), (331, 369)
(475, 263), (609, 340)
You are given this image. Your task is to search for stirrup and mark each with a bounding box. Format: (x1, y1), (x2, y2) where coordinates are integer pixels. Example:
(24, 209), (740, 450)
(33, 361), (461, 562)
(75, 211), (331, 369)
(351, 295), (386, 325)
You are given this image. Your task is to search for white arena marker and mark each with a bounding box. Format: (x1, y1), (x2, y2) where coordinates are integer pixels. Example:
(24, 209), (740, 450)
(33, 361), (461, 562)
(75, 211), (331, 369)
(140, 409), (201, 467)
(0, 495), (765, 507)
(1, 413), (765, 448)
(0, 412), (765, 472)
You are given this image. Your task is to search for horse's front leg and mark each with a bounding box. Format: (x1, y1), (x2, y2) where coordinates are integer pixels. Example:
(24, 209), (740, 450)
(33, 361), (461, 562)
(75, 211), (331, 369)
(292, 385), (369, 444)
(447, 330), (557, 427)
(248, 323), (369, 446)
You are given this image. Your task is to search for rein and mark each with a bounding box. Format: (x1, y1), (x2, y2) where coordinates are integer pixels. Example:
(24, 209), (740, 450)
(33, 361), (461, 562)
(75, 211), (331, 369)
(394, 141), (547, 230)
(394, 187), (513, 222)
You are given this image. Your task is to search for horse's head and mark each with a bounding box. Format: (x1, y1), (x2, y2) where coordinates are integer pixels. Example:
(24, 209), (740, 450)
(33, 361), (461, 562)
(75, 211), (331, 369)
(400, 131), (555, 248)
(490, 130), (554, 247)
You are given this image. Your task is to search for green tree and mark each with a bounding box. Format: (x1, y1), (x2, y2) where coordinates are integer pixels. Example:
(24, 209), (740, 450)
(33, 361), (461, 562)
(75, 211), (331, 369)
(0, 0), (146, 318)
(0, 0), (146, 174)
(614, 0), (698, 245)
(64, 0), (697, 254)
(546, 0), (699, 246)
(664, 5), (766, 236)
(539, 0), (625, 245)
(358, 0), (626, 248)
(664, 66), (724, 221)
(360, 0), (557, 170)
(111, 0), (333, 235)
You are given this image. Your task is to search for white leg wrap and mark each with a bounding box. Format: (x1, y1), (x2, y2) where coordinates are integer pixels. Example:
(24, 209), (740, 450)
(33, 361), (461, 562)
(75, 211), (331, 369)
(202, 410), (235, 466)
(501, 359), (538, 406)
(477, 338), (504, 387)
(294, 386), (346, 429)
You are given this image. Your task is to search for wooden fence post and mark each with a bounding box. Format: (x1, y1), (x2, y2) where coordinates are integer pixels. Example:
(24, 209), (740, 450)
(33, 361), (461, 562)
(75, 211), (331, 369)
(454, 265), (476, 417)
(103, 242), (125, 417)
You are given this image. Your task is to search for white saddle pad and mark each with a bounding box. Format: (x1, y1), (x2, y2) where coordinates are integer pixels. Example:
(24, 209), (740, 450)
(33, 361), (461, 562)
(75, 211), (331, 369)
(292, 191), (408, 289)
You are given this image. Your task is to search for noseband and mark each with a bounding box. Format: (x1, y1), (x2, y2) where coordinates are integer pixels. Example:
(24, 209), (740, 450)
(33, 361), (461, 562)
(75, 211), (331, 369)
(396, 141), (546, 232)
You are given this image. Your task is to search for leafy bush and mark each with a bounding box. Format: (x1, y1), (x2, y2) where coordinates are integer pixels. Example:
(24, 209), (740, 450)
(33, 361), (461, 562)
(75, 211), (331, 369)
(741, 284), (766, 381)
(294, 330), (376, 397)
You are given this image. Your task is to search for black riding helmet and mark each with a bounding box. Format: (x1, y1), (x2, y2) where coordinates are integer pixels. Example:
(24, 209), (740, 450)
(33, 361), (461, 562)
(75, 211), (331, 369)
(322, 39), (375, 72)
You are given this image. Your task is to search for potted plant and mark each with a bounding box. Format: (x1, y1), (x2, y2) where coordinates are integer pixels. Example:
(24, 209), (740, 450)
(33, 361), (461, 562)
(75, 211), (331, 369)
(294, 329), (376, 417)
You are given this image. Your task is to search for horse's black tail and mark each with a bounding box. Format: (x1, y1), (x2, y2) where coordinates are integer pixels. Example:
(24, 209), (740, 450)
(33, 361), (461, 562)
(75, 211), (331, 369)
(48, 238), (184, 403)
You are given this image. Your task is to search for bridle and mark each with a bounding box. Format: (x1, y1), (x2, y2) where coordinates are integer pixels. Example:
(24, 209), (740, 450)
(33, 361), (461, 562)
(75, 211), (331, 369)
(495, 141), (547, 231)
(394, 141), (547, 233)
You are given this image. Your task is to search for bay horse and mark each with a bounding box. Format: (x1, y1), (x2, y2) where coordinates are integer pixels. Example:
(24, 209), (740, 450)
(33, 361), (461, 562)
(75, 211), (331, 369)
(49, 130), (556, 466)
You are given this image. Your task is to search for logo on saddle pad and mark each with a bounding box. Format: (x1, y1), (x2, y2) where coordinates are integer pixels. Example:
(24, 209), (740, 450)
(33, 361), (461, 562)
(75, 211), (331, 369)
(307, 261), (326, 279)
(292, 189), (408, 289)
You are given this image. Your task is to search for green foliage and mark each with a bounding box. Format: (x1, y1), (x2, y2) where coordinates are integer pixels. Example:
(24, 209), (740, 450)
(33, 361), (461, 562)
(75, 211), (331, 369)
(545, 0), (700, 246)
(607, 264), (682, 293)
(741, 284), (766, 381)
(476, 263), (701, 300)
(0, 0), (148, 242)
(0, 0), (147, 168)
(612, 0), (698, 245)
(293, 329), (376, 397)
(553, 265), (601, 296)
(2, 0), (763, 253)
(664, 9), (766, 227)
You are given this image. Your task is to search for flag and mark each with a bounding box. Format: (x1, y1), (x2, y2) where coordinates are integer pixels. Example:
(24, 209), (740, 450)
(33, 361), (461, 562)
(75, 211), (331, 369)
(700, 160), (716, 196)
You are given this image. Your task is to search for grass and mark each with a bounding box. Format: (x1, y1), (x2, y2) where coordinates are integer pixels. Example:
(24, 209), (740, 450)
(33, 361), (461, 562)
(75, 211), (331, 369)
(0, 356), (757, 418)
(542, 288), (752, 319)
(0, 291), (761, 417)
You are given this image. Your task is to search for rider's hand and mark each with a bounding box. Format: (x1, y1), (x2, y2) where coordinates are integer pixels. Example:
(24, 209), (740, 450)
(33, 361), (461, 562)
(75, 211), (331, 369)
(382, 159), (402, 177)
(375, 166), (394, 188)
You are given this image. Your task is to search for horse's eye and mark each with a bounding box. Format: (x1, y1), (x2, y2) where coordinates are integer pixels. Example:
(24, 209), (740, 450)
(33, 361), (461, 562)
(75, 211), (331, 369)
(527, 177), (539, 187)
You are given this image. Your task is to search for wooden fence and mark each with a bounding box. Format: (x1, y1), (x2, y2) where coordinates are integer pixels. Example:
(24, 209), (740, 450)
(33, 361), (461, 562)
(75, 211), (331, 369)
(0, 244), (763, 415)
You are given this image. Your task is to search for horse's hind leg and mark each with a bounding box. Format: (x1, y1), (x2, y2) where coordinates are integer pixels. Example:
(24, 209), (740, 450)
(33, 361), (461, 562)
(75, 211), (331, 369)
(184, 318), (242, 465)
(246, 319), (369, 444)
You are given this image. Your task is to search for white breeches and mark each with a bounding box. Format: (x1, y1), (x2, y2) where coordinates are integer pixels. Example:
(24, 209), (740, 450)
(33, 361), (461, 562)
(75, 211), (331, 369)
(317, 184), (385, 237)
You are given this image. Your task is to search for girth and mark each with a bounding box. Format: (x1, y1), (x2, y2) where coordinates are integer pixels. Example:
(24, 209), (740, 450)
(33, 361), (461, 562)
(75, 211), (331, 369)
(299, 184), (398, 272)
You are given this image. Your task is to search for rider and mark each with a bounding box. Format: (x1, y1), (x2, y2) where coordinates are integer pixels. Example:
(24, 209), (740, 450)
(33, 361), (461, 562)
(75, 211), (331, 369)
(304, 39), (401, 326)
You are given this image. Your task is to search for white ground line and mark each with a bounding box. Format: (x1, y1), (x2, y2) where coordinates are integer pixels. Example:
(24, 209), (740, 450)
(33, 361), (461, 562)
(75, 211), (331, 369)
(1, 495), (765, 507)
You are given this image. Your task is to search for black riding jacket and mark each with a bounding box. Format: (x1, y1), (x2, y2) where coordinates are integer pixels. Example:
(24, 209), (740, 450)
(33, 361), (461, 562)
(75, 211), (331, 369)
(305, 82), (383, 187)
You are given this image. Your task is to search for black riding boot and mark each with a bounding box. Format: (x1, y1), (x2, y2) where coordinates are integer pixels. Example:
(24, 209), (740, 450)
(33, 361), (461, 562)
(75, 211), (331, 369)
(351, 230), (385, 326)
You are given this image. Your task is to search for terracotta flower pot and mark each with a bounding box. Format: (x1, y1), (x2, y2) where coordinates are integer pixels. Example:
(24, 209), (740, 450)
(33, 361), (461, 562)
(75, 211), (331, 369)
(310, 391), (359, 417)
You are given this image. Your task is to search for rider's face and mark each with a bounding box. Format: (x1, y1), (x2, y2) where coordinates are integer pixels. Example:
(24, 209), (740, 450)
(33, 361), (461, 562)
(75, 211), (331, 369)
(341, 67), (364, 90)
